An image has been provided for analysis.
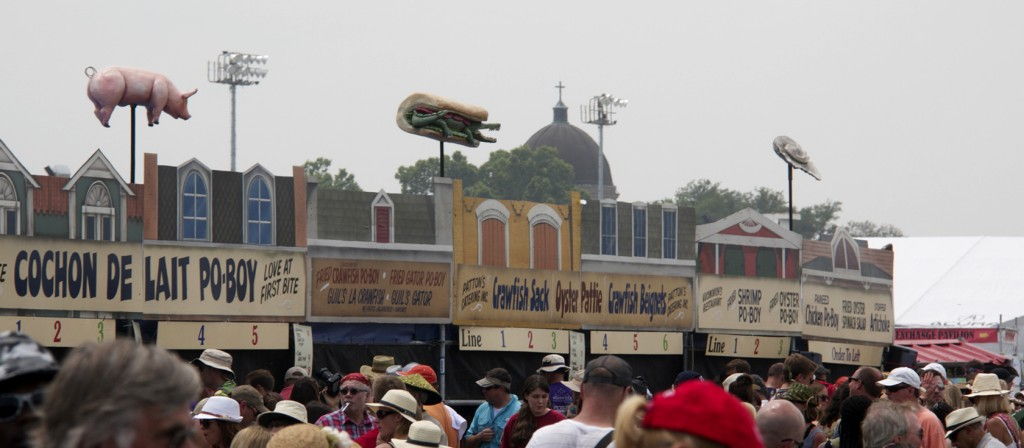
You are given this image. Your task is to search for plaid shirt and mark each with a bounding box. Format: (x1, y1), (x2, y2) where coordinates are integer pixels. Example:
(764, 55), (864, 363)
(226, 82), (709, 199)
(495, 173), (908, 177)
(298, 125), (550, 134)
(316, 408), (379, 440)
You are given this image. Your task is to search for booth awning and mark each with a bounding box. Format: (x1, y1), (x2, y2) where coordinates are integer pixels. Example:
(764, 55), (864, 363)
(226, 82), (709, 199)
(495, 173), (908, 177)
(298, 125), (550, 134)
(897, 339), (1007, 364)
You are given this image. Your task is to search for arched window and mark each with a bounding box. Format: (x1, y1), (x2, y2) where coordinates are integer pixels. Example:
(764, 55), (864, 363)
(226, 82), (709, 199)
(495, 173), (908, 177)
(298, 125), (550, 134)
(480, 219), (506, 267)
(476, 200), (509, 267)
(181, 171), (208, 240)
(0, 174), (19, 235)
(372, 191), (394, 243)
(82, 181), (114, 241)
(833, 234), (860, 272)
(528, 204), (563, 270)
(532, 223), (558, 269)
(246, 176), (273, 245)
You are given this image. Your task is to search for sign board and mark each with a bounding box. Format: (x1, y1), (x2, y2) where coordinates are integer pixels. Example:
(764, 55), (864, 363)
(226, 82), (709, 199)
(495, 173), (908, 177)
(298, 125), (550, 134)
(569, 331), (586, 373)
(808, 340), (884, 366)
(156, 321), (289, 350)
(895, 327), (999, 344)
(705, 333), (790, 359)
(802, 284), (893, 344)
(142, 245), (306, 317)
(589, 331), (684, 355)
(698, 275), (801, 333)
(310, 259), (450, 320)
(0, 316), (111, 347)
(454, 265), (693, 330)
(0, 238), (142, 312)
(293, 324), (313, 373)
(458, 326), (570, 354)
(0, 237), (306, 317)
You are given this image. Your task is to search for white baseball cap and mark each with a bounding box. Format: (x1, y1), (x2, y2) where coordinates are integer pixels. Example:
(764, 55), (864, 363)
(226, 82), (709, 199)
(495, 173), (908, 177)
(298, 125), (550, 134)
(921, 363), (947, 380)
(877, 367), (921, 389)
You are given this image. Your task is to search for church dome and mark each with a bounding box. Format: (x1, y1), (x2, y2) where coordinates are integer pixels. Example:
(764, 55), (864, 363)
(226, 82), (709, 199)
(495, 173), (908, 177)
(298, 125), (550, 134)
(525, 96), (616, 199)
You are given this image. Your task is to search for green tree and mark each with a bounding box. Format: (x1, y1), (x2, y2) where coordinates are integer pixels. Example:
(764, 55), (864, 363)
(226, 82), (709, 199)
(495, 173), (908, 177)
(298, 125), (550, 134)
(673, 179), (756, 223)
(395, 146), (577, 203)
(673, 178), (843, 239)
(845, 220), (905, 237)
(793, 200), (843, 240)
(303, 157), (361, 191)
(475, 146), (576, 203)
(394, 151), (479, 195)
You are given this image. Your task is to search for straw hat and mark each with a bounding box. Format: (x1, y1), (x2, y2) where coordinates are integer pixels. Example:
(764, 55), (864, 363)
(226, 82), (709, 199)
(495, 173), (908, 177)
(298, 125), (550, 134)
(267, 423), (353, 448)
(944, 407), (987, 438)
(392, 421), (451, 448)
(193, 396), (243, 423)
(561, 369), (584, 393)
(366, 389), (420, 423)
(360, 355), (397, 380)
(399, 373), (442, 405)
(966, 373), (1009, 397)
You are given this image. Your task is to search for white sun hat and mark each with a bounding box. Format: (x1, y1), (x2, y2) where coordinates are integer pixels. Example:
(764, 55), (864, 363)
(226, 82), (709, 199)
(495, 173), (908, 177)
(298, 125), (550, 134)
(193, 396), (243, 423)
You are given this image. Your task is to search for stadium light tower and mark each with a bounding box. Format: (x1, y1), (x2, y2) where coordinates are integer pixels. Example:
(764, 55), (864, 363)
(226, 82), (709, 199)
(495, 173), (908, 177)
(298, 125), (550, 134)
(208, 51), (269, 171)
(581, 94), (627, 202)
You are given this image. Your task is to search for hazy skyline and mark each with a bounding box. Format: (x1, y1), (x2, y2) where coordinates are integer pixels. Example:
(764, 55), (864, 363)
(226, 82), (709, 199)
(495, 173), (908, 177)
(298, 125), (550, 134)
(2, 1), (1022, 236)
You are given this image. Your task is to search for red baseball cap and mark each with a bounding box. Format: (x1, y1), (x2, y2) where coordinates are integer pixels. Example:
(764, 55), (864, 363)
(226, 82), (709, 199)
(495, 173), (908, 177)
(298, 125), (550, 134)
(400, 364), (438, 385)
(643, 381), (764, 448)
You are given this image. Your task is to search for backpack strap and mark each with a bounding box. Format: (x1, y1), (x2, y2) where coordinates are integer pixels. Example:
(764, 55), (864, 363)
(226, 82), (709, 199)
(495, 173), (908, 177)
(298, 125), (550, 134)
(594, 430), (615, 448)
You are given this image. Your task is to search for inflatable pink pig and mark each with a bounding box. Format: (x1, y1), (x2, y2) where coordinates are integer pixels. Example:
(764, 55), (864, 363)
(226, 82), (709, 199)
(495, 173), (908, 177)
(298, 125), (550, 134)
(85, 66), (197, 127)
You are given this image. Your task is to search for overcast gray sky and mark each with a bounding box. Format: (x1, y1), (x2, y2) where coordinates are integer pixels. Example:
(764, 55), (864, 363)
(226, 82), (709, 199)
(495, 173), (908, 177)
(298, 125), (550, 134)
(2, 1), (1021, 236)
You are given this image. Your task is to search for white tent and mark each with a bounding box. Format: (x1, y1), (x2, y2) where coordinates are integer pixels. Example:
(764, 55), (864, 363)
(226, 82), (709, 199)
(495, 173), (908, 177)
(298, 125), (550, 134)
(865, 237), (1024, 328)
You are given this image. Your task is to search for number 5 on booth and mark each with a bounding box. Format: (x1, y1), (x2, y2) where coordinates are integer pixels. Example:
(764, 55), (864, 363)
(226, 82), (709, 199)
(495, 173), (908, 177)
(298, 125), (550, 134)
(0, 316), (110, 347)
(589, 331), (684, 355)
(156, 322), (289, 350)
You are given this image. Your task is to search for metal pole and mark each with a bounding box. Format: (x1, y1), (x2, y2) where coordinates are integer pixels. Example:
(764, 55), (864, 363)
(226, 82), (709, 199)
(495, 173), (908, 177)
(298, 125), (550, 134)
(230, 84), (237, 172)
(597, 124), (604, 203)
(787, 165), (794, 231)
(130, 105), (136, 184)
(438, 324), (446, 398)
(439, 141), (445, 177)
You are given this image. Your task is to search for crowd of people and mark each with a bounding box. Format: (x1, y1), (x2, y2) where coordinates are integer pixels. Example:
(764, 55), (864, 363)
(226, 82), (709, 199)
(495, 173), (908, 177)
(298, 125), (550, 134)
(2, 330), (1024, 448)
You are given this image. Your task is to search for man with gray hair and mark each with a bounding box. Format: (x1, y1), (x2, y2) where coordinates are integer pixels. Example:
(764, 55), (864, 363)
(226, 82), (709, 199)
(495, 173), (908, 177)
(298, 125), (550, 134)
(34, 340), (201, 448)
(862, 401), (923, 448)
(756, 399), (805, 448)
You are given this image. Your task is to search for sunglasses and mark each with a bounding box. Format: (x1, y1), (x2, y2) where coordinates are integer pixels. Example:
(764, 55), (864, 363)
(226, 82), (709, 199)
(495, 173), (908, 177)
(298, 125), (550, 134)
(199, 419), (213, 429)
(885, 385), (910, 393)
(0, 390), (45, 422)
(482, 385), (502, 391)
(376, 409), (397, 419)
(340, 388), (368, 396)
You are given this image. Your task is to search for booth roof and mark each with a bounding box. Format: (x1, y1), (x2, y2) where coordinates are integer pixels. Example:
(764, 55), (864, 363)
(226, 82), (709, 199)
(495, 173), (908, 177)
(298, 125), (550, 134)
(865, 237), (1024, 328)
(897, 339), (1007, 364)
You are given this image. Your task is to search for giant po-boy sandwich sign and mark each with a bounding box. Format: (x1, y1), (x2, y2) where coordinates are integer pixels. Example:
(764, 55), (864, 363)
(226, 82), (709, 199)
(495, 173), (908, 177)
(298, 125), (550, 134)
(0, 238), (304, 317)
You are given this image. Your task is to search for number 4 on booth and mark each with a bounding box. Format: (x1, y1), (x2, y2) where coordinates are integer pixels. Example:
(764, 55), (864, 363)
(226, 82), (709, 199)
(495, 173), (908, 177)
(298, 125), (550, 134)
(156, 322), (289, 350)
(589, 331), (684, 355)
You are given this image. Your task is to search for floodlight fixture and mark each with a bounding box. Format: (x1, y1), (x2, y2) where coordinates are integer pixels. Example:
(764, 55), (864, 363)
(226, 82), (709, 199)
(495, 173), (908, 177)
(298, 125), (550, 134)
(208, 51), (269, 171)
(581, 93), (628, 202)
